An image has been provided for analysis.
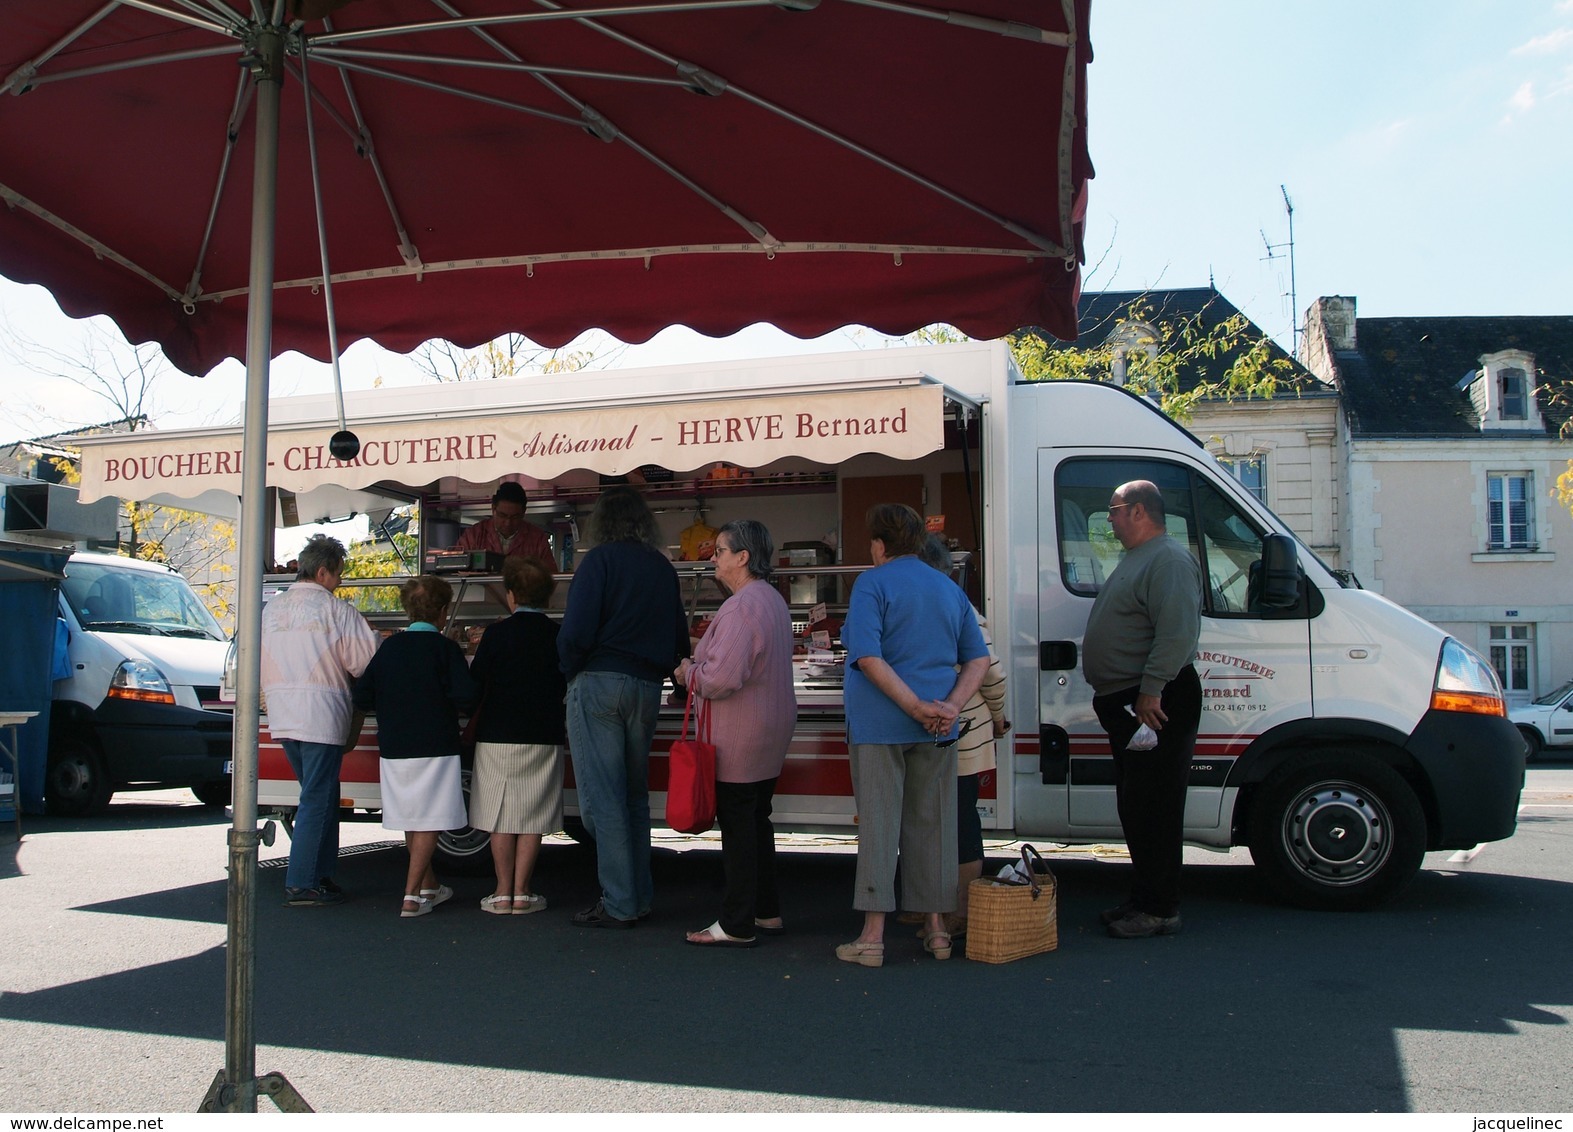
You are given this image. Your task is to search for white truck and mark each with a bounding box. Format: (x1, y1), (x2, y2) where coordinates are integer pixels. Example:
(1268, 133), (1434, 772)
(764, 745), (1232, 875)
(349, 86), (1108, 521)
(75, 342), (1525, 906)
(51, 552), (233, 812)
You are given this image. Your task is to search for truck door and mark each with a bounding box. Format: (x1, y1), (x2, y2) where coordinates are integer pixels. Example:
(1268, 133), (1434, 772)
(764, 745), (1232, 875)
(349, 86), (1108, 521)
(1038, 454), (1313, 836)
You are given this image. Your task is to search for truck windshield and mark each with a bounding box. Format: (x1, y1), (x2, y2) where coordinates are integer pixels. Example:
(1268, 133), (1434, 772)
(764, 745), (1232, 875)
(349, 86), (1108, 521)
(62, 561), (227, 641)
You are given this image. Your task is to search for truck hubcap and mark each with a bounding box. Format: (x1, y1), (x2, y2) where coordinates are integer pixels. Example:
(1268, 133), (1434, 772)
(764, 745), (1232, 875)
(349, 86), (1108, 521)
(1283, 780), (1393, 887)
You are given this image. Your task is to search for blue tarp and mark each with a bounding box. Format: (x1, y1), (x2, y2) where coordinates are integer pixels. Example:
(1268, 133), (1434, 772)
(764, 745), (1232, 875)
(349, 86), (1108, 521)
(0, 542), (70, 814)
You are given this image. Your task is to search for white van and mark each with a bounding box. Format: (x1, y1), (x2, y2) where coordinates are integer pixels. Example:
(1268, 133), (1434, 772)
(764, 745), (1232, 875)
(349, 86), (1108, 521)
(51, 552), (233, 813)
(70, 343), (1526, 905)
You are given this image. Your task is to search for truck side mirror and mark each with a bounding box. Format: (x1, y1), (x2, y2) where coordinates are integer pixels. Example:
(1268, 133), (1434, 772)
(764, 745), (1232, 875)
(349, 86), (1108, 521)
(1256, 534), (1300, 610)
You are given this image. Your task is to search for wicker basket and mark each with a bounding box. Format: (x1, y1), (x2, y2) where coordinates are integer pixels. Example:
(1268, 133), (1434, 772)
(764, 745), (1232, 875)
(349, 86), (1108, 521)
(965, 848), (1057, 963)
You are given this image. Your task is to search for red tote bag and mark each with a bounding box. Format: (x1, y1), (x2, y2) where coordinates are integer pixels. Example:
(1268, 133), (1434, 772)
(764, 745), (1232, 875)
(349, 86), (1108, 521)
(667, 691), (716, 834)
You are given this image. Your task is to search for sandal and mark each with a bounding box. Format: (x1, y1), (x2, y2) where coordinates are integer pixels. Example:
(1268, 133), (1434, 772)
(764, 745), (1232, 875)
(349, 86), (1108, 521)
(512, 893), (548, 916)
(400, 893), (432, 918)
(420, 885), (453, 909)
(835, 939), (885, 968)
(685, 921), (758, 948)
(914, 914), (968, 940)
(922, 930), (953, 960)
(480, 894), (513, 915)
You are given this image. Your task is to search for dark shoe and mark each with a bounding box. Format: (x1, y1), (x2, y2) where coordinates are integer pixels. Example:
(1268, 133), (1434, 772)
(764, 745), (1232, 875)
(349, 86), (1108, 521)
(284, 886), (344, 908)
(1106, 910), (1182, 939)
(1099, 899), (1137, 926)
(572, 901), (636, 929)
(317, 878), (344, 897)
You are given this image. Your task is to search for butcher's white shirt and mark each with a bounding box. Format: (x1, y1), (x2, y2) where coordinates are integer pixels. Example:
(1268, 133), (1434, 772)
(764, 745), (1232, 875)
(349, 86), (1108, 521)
(260, 581), (379, 744)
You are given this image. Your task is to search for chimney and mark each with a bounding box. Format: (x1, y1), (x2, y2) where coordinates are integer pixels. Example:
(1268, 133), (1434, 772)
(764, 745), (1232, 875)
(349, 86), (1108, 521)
(1303, 296), (1357, 384)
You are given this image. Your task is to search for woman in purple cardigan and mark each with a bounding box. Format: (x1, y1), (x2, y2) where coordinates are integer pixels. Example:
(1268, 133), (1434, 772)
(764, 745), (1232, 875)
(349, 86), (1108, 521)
(674, 519), (797, 948)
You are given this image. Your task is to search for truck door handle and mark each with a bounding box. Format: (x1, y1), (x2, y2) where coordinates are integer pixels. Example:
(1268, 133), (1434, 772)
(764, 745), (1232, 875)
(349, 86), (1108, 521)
(1039, 641), (1077, 671)
(1039, 724), (1068, 784)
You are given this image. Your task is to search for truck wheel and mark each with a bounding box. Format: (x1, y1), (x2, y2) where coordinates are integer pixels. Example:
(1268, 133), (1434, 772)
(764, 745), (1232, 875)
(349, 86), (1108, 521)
(432, 768), (493, 875)
(1247, 754), (1426, 911)
(46, 738), (114, 816)
(1516, 727), (1542, 764)
(192, 780), (232, 807)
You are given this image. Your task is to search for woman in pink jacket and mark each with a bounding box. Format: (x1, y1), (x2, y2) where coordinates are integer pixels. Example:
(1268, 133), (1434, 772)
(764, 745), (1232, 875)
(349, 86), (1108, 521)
(674, 519), (797, 948)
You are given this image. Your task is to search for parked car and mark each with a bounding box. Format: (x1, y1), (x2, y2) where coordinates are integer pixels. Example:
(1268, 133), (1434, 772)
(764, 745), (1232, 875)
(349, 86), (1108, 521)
(1509, 680), (1573, 762)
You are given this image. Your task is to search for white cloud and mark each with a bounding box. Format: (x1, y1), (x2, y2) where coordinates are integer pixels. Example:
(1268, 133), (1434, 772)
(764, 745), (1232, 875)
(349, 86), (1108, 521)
(1509, 80), (1537, 112)
(1514, 26), (1573, 54)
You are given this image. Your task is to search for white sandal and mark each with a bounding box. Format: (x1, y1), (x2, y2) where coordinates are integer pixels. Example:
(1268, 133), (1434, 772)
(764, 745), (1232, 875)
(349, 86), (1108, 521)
(400, 893), (432, 918)
(512, 893), (548, 916)
(420, 885), (453, 909)
(480, 894), (513, 915)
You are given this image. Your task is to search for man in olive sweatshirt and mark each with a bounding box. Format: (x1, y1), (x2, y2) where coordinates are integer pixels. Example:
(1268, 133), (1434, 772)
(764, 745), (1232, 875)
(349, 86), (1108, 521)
(1082, 480), (1202, 939)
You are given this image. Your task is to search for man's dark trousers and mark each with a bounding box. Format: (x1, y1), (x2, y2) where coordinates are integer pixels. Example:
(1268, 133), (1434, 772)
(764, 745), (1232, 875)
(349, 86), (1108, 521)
(1092, 664), (1202, 918)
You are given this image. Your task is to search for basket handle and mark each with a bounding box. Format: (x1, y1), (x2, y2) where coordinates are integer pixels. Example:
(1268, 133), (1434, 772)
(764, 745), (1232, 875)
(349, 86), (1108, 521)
(1018, 843), (1051, 901)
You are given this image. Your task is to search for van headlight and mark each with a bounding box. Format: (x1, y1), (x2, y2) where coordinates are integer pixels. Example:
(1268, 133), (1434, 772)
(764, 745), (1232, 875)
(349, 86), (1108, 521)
(1430, 638), (1506, 716)
(107, 660), (176, 705)
(221, 640), (237, 703)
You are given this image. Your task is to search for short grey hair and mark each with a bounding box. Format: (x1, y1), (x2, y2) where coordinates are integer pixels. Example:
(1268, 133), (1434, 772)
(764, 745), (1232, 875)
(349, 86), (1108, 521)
(296, 534), (347, 581)
(1118, 479), (1167, 522)
(717, 519), (774, 580)
(918, 533), (952, 574)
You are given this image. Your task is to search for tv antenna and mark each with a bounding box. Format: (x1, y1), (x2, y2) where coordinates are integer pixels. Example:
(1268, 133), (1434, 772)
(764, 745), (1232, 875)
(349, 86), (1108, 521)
(1260, 185), (1299, 358)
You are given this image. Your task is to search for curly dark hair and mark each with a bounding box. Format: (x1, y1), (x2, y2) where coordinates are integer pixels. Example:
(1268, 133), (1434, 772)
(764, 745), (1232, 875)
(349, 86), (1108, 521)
(589, 484), (661, 548)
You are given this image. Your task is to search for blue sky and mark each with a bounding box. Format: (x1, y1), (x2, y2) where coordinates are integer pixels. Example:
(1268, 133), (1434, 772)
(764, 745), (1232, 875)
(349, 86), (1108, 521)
(2, 0), (1569, 439)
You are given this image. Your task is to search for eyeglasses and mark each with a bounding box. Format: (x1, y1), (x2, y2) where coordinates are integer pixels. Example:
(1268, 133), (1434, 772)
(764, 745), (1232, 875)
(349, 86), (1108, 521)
(1107, 502), (1133, 513)
(935, 717), (975, 749)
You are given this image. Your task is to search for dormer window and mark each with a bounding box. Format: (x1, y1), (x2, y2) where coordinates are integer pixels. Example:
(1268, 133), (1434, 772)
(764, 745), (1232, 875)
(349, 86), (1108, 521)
(1108, 320), (1160, 387)
(1499, 368), (1527, 420)
(1473, 349), (1542, 430)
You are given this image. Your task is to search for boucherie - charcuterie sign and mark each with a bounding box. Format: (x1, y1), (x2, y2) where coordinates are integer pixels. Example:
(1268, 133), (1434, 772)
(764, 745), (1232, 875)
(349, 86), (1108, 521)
(75, 384), (944, 503)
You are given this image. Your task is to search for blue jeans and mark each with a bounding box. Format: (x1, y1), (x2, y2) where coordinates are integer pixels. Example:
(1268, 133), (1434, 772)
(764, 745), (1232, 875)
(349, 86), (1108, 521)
(281, 739), (344, 891)
(566, 671), (660, 921)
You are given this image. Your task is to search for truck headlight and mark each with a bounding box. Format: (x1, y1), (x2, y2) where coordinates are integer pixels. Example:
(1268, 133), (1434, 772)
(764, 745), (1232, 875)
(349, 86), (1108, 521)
(1430, 638), (1506, 716)
(107, 659), (176, 705)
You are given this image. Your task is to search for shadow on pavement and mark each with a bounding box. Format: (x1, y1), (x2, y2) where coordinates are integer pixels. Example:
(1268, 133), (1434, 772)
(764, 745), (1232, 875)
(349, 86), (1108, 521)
(3, 825), (1572, 1111)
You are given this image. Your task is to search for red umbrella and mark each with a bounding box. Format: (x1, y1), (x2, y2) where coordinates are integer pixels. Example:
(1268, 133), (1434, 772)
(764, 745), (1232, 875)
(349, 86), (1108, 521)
(0, 0), (1092, 1111)
(1, 0), (1091, 376)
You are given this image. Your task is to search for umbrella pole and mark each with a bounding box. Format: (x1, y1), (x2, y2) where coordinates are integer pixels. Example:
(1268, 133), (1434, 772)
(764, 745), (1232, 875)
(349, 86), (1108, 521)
(203, 20), (311, 1117)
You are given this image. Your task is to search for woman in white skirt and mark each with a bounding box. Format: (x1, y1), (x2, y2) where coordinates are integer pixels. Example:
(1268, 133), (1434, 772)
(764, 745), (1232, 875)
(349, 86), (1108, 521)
(352, 575), (476, 917)
(468, 556), (567, 915)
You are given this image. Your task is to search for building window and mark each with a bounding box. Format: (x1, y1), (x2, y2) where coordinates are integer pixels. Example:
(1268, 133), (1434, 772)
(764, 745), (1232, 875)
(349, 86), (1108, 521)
(1489, 624), (1534, 706)
(1486, 472), (1535, 550)
(1218, 456), (1267, 503)
(1475, 350), (1542, 431)
(1499, 368), (1528, 420)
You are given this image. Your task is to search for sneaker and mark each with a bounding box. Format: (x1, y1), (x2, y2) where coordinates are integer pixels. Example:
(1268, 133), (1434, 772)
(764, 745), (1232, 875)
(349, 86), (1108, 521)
(1106, 910), (1182, 939)
(283, 886), (345, 908)
(1098, 899), (1137, 926)
(316, 878), (344, 897)
(572, 901), (637, 929)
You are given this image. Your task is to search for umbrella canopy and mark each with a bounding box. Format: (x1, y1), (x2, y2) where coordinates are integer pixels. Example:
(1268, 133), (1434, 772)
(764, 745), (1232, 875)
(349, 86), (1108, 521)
(0, 0), (1092, 377)
(0, 0), (1093, 1112)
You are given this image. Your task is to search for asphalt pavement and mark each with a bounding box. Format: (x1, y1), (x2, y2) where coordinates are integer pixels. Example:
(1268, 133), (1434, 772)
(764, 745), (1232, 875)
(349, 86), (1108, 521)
(1, 766), (1570, 1114)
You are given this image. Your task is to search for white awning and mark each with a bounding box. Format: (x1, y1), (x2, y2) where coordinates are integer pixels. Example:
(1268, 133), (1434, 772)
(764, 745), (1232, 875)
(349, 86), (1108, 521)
(75, 384), (945, 506)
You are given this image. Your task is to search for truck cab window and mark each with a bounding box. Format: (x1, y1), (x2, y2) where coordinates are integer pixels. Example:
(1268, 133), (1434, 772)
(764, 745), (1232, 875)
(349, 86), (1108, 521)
(1056, 457), (1277, 618)
(1054, 458), (1199, 596)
